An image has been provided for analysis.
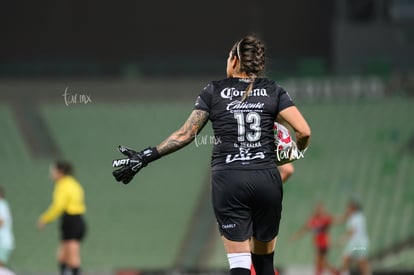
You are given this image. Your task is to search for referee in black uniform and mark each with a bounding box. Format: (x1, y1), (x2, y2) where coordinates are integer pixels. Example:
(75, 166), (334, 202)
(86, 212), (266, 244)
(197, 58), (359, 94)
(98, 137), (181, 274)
(112, 35), (311, 275)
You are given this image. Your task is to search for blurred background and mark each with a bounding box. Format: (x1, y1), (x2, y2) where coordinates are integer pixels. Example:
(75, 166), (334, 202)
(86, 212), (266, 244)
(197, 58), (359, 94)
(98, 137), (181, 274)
(0, 0), (413, 274)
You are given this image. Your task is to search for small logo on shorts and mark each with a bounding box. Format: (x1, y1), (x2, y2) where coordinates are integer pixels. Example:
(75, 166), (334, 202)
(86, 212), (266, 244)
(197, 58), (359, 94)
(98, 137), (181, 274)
(221, 223), (237, 229)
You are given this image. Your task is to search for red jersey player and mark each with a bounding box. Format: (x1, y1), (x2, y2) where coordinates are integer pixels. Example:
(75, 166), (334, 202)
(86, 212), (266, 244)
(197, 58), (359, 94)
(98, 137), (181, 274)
(290, 203), (339, 275)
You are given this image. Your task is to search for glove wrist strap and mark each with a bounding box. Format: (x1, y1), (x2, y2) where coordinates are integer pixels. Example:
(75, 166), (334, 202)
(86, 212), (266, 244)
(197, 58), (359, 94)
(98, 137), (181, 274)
(142, 147), (161, 164)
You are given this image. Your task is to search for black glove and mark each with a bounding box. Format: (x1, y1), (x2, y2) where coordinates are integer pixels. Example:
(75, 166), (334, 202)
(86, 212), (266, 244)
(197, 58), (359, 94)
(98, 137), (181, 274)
(112, 145), (161, 184)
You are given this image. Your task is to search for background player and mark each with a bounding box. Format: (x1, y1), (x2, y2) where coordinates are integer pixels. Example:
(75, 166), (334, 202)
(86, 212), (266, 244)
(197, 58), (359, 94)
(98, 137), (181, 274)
(338, 200), (371, 275)
(290, 202), (338, 275)
(112, 35), (311, 275)
(37, 161), (87, 275)
(0, 185), (15, 275)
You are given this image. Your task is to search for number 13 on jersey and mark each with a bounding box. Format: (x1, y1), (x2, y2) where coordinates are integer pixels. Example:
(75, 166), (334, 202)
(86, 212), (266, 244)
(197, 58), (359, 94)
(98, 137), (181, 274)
(234, 112), (261, 142)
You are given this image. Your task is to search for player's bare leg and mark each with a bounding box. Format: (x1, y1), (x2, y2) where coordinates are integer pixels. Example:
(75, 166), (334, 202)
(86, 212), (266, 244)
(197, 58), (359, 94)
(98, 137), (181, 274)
(315, 252), (324, 275)
(250, 237), (276, 254)
(56, 242), (67, 274)
(327, 261), (340, 275)
(250, 237), (277, 275)
(222, 237), (251, 253)
(317, 252), (339, 275)
(58, 240), (81, 275)
(358, 258), (371, 275)
(339, 256), (351, 275)
(65, 240), (80, 267)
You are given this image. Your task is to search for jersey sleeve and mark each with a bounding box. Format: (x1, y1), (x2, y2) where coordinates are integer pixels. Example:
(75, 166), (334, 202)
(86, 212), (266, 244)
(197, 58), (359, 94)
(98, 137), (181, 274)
(39, 184), (68, 224)
(276, 85), (295, 113)
(193, 82), (213, 112)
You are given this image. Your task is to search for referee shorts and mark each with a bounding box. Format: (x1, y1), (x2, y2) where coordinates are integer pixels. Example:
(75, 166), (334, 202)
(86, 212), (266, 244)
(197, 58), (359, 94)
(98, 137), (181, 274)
(211, 168), (283, 242)
(60, 213), (87, 241)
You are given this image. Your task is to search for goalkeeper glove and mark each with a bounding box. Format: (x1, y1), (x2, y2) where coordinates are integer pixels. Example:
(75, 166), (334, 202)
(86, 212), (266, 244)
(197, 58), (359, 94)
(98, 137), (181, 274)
(112, 145), (160, 184)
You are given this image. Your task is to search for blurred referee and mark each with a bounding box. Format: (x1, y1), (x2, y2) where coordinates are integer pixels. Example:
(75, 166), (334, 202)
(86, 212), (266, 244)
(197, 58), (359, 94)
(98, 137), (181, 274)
(112, 35), (311, 275)
(37, 161), (86, 275)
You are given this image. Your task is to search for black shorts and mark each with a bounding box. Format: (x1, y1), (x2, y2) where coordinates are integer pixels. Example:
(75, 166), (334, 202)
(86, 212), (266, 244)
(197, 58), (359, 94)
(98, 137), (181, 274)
(60, 213), (87, 241)
(317, 246), (328, 256)
(211, 168), (283, 242)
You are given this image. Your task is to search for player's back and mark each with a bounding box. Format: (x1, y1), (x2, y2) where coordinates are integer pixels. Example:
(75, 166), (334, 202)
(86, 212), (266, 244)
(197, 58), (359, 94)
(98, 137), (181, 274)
(347, 211), (368, 244)
(194, 77), (294, 170)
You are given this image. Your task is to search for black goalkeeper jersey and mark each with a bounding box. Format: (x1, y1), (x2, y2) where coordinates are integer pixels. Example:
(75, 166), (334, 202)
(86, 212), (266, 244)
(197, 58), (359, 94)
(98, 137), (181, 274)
(194, 77), (294, 171)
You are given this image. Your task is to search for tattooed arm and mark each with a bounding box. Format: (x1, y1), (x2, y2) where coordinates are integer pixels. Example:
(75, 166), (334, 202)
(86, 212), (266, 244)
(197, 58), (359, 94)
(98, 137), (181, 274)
(112, 109), (209, 184)
(156, 110), (209, 156)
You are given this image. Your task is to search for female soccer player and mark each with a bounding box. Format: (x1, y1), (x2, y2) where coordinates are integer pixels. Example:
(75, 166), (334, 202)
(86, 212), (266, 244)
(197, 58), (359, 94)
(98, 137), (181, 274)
(0, 185), (15, 274)
(112, 35), (311, 275)
(290, 202), (338, 275)
(338, 200), (371, 275)
(37, 161), (87, 275)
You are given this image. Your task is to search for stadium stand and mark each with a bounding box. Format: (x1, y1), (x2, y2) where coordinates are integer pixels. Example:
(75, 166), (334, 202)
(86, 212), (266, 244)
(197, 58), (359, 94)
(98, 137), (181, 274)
(374, 247), (414, 271)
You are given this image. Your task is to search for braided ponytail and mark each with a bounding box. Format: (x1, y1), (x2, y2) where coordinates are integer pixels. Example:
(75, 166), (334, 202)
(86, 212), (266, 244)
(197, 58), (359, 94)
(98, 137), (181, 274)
(231, 36), (266, 101)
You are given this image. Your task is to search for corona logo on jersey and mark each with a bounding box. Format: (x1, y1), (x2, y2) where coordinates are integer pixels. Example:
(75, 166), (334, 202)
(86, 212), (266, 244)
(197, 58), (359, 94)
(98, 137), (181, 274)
(220, 87), (268, 100)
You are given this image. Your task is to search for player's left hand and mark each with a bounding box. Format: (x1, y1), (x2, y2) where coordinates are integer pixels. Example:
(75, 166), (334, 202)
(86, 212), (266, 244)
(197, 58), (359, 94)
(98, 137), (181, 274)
(287, 142), (307, 161)
(37, 220), (46, 230)
(112, 146), (146, 184)
(276, 141), (307, 165)
(112, 145), (160, 184)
